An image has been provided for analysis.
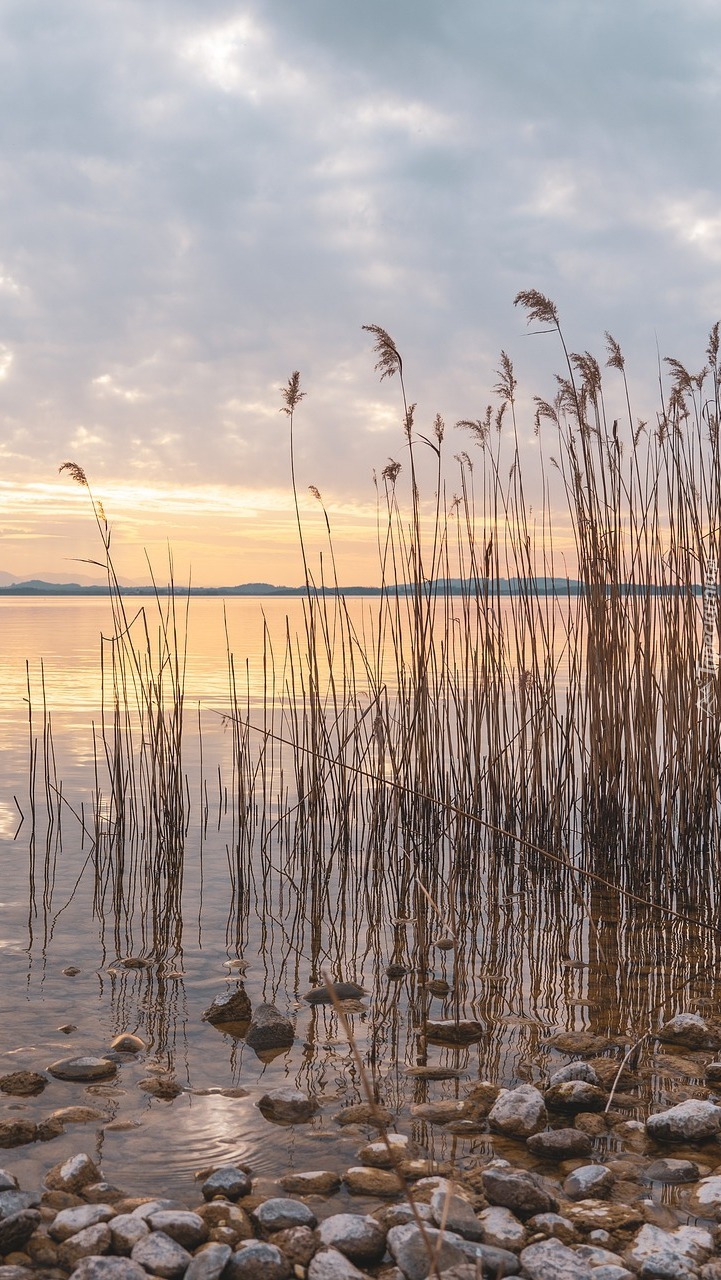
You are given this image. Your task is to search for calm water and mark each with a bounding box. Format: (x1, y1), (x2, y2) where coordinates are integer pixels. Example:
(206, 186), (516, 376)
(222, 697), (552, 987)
(0, 597), (717, 1204)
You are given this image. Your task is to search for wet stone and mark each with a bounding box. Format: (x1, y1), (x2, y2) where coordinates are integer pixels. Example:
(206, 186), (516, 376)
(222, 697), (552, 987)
(49, 1203), (116, 1241)
(146, 1210), (208, 1249)
(562, 1165), (614, 1200)
(0, 1190), (41, 1218)
(0, 1211), (41, 1255)
(317, 1213), (386, 1265)
(488, 1084), (547, 1139)
(303, 982), (365, 1004)
(544, 1082), (607, 1113)
(0, 1072), (47, 1097)
(258, 1088), (318, 1124)
(357, 1135), (412, 1167)
(481, 1167), (558, 1219)
(57, 1221), (112, 1267)
(546, 1032), (612, 1055)
(49, 1106), (104, 1124)
(184, 1243), (232, 1280)
(424, 1020), (484, 1045)
(706, 1061), (721, 1082)
(334, 1103), (393, 1128)
(45, 1153), (101, 1193)
(387, 1222), (466, 1279)
(47, 1056), (116, 1082)
(137, 1076), (183, 1100)
(520, 1237), (593, 1278)
(109, 1214), (150, 1254)
(0, 1122), (37, 1149)
(245, 1004), (294, 1054)
(307, 1250), (366, 1280)
(657, 1012), (721, 1051)
(429, 1190), (482, 1241)
(131, 1229), (192, 1278)
(110, 1035), (145, 1054)
(70, 1259), (148, 1280)
(278, 1170), (340, 1196)
(476, 1205), (526, 1251)
(410, 1100), (467, 1124)
(129, 1198), (180, 1220)
(526, 1212), (578, 1244)
(224, 1240), (291, 1279)
(201, 1166), (252, 1201)
(646, 1098), (721, 1142)
(201, 986), (251, 1026)
(548, 1063), (601, 1088)
(269, 1226), (317, 1267)
(0, 1173), (18, 1192)
(643, 1157), (699, 1184)
(344, 1166), (402, 1196)
(252, 1198), (316, 1233)
(526, 1128), (593, 1159)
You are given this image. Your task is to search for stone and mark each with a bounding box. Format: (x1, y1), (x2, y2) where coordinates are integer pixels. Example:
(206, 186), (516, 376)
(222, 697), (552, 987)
(387, 1222), (466, 1279)
(129, 1198), (181, 1220)
(526, 1212), (577, 1244)
(47, 1056), (116, 1081)
(590, 1268), (633, 1280)
(488, 1085), (547, 1139)
(109, 1214), (150, 1254)
(307, 1250), (366, 1280)
(376, 1203), (434, 1230)
(268, 1227), (317, 1267)
(49, 1203), (116, 1240)
(334, 1104), (393, 1128)
(646, 1098), (721, 1142)
(657, 1012), (721, 1050)
(428, 1190), (482, 1240)
(544, 1082), (607, 1113)
(686, 1173), (721, 1217)
(0, 1122), (37, 1149)
(0, 1172), (18, 1191)
(245, 1005), (294, 1053)
(526, 1128), (593, 1159)
(184, 1243), (232, 1280)
(405, 1067), (465, 1080)
(520, 1238), (593, 1278)
(201, 986), (251, 1026)
(706, 1061), (721, 1082)
(317, 1214), (386, 1265)
(565, 1201), (644, 1234)
(410, 1101), (467, 1124)
(548, 1063), (601, 1088)
(258, 1087), (318, 1124)
(471, 1205), (523, 1251)
(0, 1268), (34, 1280)
(562, 1165), (614, 1200)
(146, 1210), (208, 1249)
(279, 1170), (340, 1196)
(131, 1229), (192, 1278)
(0, 1211), (41, 1255)
(643, 1157), (699, 1183)
(573, 1112), (608, 1137)
(49, 1106), (104, 1124)
(357, 1136), (412, 1167)
(344, 1166), (402, 1196)
(303, 982), (366, 1004)
(0, 1071), (46, 1096)
(546, 1032), (612, 1055)
(424, 1021), (484, 1045)
(481, 1168), (557, 1218)
(252, 1198), (316, 1233)
(110, 1034), (145, 1053)
(37, 1114), (65, 1141)
(0, 1190), (40, 1218)
(57, 1222), (112, 1267)
(71, 1260), (148, 1280)
(625, 1222), (714, 1278)
(224, 1241), (291, 1279)
(201, 1166), (252, 1201)
(45, 1153), (101, 1193)
(137, 1075), (183, 1100)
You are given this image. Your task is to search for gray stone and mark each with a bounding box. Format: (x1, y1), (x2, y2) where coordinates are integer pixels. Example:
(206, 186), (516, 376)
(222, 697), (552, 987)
(0, 1190), (40, 1218)
(646, 1098), (721, 1142)
(625, 1222), (714, 1279)
(0, 1267), (34, 1280)
(562, 1165), (613, 1200)
(643, 1157), (699, 1184)
(429, 1190), (482, 1241)
(0, 1173), (19, 1192)
(303, 982), (366, 1004)
(317, 1214), (386, 1265)
(201, 1166), (252, 1201)
(525, 1213), (576, 1244)
(57, 1222), (112, 1267)
(146, 1210), (208, 1250)
(520, 1238), (593, 1278)
(110, 1034), (145, 1053)
(455, 1241), (522, 1276)
(526, 1129), (593, 1159)
(387, 1222), (466, 1280)
(245, 1004), (294, 1052)
(131, 1229), (192, 1278)
(376, 1203), (434, 1229)
(45, 1152), (101, 1192)
(49, 1203), (116, 1240)
(548, 1063), (601, 1088)
(252, 1197), (316, 1233)
(184, 1243), (232, 1280)
(544, 1082), (607, 1113)
(0, 1210), (41, 1255)
(201, 986), (251, 1026)
(488, 1085), (547, 1139)
(482, 1167), (557, 1219)
(71, 1260), (148, 1280)
(258, 1087), (318, 1124)
(476, 1205), (526, 1251)
(224, 1241), (291, 1279)
(590, 1268), (633, 1280)
(657, 1012), (721, 1050)
(307, 1249), (368, 1279)
(343, 1166), (402, 1196)
(47, 1056), (117, 1081)
(110, 1214), (150, 1254)
(574, 1245), (627, 1267)
(130, 1198), (180, 1219)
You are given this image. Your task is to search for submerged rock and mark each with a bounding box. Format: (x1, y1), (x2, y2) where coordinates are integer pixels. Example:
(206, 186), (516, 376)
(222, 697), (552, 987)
(657, 1012), (721, 1051)
(302, 982), (366, 1004)
(0, 1121), (37, 1148)
(258, 1087), (318, 1124)
(425, 1020), (484, 1045)
(646, 1098), (721, 1143)
(48, 1056), (117, 1082)
(110, 1034), (145, 1054)
(343, 1166), (402, 1196)
(279, 1170), (340, 1196)
(527, 1129), (593, 1159)
(546, 1031), (613, 1055)
(488, 1084), (547, 1138)
(244, 1004), (294, 1053)
(0, 1071), (47, 1096)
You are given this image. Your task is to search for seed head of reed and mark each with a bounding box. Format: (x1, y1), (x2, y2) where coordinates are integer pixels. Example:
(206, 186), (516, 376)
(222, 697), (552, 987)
(362, 323), (403, 381)
(279, 371), (305, 415)
(514, 288), (560, 329)
(59, 461), (88, 487)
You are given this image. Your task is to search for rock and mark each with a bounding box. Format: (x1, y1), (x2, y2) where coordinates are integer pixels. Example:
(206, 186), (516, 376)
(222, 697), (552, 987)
(405, 1067), (465, 1080)
(110, 1034), (145, 1053)
(475, 1205), (526, 1251)
(488, 1085), (547, 1139)
(590, 1268), (633, 1280)
(425, 980), (451, 997)
(565, 1202), (644, 1234)
(201, 1166), (252, 1201)
(526, 1129), (593, 1159)
(57, 1222), (113, 1267)
(48, 1056), (117, 1081)
(224, 1241), (291, 1279)
(245, 1005), (294, 1053)
(303, 982), (366, 1004)
(49, 1203), (116, 1240)
(357, 1136), (412, 1167)
(334, 1103), (393, 1128)
(50, 1106), (104, 1124)
(562, 1166), (613, 1200)
(686, 1174), (721, 1217)
(0, 1122), (37, 1149)
(252, 1198), (316, 1233)
(0, 1172), (18, 1191)
(269, 1227), (317, 1267)
(410, 1101), (467, 1125)
(146, 1210), (208, 1249)
(387, 1222), (466, 1279)
(71, 1260), (148, 1280)
(307, 1251), (367, 1280)
(137, 1075), (184, 1100)
(344, 1166), (402, 1196)
(625, 1222), (714, 1278)
(0, 1267), (34, 1280)
(129, 1198), (181, 1220)
(526, 1212), (577, 1244)
(131, 1229), (192, 1278)
(0, 1071), (47, 1096)
(386, 964), (407, 978)
(45, 1153), (101, 1192)
(642, 1157), (699, 1184)
(706, 1061), (721, 1082)
(646, 1098), (721, 1142)
(278, 1170), (340, 1196)
(548, 1063), (601, 1088)
(544, 1082), (607, 1113)
(184, 1243), (232, 1280)
(0, 1211), (41, 1255)
(574, 1112), (609, 1137)
(317, 1214), (386, 1264)
(37, 1114), (65, 1141)
(520, 1238), (593, 1278)
(546, 1032), (612, 1055)
(428, 1190), (482, 1240)
(258, 1087), (318, 1124)
(657, 1012), (721, 1050)
(424, 1021), (484, 1045)
(109, 1214), (150, 1254)
(0, 1190), (40, 1217)
(202, 986), (251, 1026)
(481, 1167), (557, 1218)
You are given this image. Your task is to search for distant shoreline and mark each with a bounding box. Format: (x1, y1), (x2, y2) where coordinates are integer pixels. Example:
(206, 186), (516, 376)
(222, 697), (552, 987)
(0, 578), (704, 597)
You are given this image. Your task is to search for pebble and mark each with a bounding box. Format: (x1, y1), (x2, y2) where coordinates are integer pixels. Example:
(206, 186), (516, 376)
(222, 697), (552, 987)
(429, 1188), (482, 1240)
(657, 1012), (721, 1050)
(49, 1203), (116, 1241)
(0, 1210), (41, 1255)
(278, 1170), (341, 1196)
(47, 1057), (117, 1082)
(258, 1088), (318, 1124)
(184, 1243), (232, 1280)
(201, 1166), (252, 1201)
(110, 1035), (145, 1054)
(476, 1204), (527, 1250)
(317, 1213), (386, 1265)
(130, 1229), (192, 1278)
(526, 1128), (593, 1158)
(548, 1062), (601, 1088)
(481, 1166), (558, 1218)
(487, 1084), (547, 1138)
(357, 1135), (412, 1167)
(57, 1221), (113, 1267)
(0, 1123), (37, 1149)
(387, 1221), (466, 1279)
(244, 1004), (294, 1053)
(343, 1166), (402, 1196)
(224, 1240), (291, 1279)
(201, 986), (251, 1026)
(520, 1237), (593, 1278)
(307, 1250), (367, 1280)
(303, 982), (366, 1004)
(333, 1103), (393, 1128)
(109, 1214), (150, 1253)
(424, 1020), (484, 1045)
(643, 1156), (699, 1184)
(625, 1222), (715, 1278)
(646, 1098), (721, 1142)
(0, 1072), (47, 1097)
(544, 1081), (607, 1112)
(252, 1198), (316, 1233)
(45, 1153), (101, 1193)
(71, 1260), (148, 1280)
(146, 1210), (208, 1249)
(562, 1165), (614, 1200)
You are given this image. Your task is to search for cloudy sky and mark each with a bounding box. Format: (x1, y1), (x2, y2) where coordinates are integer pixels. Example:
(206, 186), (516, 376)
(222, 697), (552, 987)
(1, 0), (720, 584)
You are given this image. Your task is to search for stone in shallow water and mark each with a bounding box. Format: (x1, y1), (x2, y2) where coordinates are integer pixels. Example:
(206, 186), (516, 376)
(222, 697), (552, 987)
(357, 1135), (413, 1168)
(131, 1229), (192, 1279)
(544, 1082), (607, 1113)
(278, 1170), (340, 1196)
(526, 1128), (593, 1159)
(48, 1056), (116, 1082)
(520, 1237), (593, 1279)
(643, 1157), (699, 1184)
(45, 1152), (101, 1193)
(110, 1034), (145, 1054)
(657, 1012), (721, 1050)
(548, 1062), (601, 1088)
(317, 1213), (386, 1265)
(201, 1165), (252, 1201)
(0, 1171), (19, 1192)
(410, 1100), (467, 1124)
(224, 1241), (291, 1280)
(201, 985), (251, 1026)
(244, 1004), (294, 1053)
(481, 1167), (558, 1219)
(0, 1071), (47, 1097)
(333, 1103), (393, 1128)
(0, 1121), (37, 1149)
(488, 1084), (547, 1138)
(646, 1098), (721, 1143)
(50, 1105), (104, 1124)
(425, 1020), (484, 1045)
(343, 1166), (402, 1196)
(252, 1198), (316, 1233)
(258, 1087), (318, 1124)
(563, 1165), (614, 1200)
(546, 1031), (612, 1055)
(302, 982), (366, 1004)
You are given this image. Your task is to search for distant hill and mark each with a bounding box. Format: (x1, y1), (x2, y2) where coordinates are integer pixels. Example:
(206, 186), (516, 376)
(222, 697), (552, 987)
(0, 575), (634, 597)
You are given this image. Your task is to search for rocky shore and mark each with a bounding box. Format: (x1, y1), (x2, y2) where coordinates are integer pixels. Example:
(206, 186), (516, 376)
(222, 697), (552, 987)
(6, 1012), (721, 1277)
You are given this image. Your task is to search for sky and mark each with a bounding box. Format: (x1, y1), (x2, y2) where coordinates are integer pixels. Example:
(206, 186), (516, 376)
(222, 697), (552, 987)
(1, 0), (720, 585)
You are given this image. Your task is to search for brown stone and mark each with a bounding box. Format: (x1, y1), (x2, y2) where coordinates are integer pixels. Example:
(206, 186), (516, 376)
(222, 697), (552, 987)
(0, 1072), (47, 1097)
(344, 1166), (403, 1196)
(0, 1121), (38, 1148)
